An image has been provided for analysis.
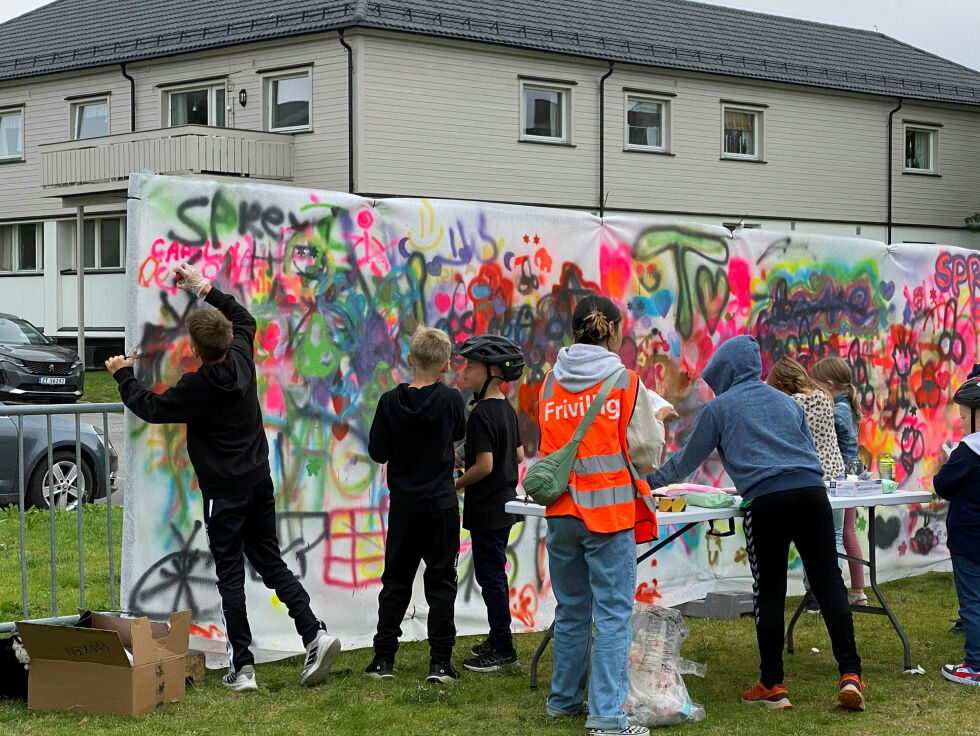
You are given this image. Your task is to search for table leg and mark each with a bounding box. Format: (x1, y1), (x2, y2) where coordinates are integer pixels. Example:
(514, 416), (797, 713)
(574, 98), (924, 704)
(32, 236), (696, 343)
(785, 591), (810, 655)
(865, 506), (913, 671)
(529, 621), (555, 690)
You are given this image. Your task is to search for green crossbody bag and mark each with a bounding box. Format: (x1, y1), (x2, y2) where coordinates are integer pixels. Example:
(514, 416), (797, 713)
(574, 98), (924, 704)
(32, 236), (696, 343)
(522, 368), (625, 506)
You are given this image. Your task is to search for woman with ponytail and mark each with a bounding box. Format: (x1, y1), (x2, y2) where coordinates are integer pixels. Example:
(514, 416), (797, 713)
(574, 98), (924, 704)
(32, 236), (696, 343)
(537, 294), (674, 736)
(811, 356), (867, 605)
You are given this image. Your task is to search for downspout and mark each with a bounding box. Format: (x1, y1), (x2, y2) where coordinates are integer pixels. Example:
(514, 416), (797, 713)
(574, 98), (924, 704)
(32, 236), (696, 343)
(338, 30), (355, 194)
(886, 97), (903, 244)
(120, 63), (136, 132)
(598, 61), (614, 218)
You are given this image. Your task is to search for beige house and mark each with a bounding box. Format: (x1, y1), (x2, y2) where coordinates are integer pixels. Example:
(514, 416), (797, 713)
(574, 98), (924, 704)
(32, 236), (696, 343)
(1, 0), (978, 362)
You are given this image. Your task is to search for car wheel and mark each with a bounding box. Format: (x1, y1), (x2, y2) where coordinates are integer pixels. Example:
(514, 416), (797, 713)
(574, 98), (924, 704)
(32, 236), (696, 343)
(26, 451), (94, 510)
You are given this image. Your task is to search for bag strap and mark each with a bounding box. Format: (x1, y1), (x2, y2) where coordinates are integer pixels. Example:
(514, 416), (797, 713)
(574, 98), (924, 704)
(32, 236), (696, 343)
(566, 367), (626, 449)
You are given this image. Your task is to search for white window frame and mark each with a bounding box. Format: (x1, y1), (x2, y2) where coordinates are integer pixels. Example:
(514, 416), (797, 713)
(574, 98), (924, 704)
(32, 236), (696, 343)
(520, 81), (571, 144)
(70, 96), (110, 140)
(0, 107), (24, 161)
(264, 70), (312, 133)
(76, 216), (126, 271)
(903, 124), (939, 174)
(624, 94), (670, 153)
(165, 82), (227, 128)
(0, 222), (42, 273)
(721, 105), (763, 161)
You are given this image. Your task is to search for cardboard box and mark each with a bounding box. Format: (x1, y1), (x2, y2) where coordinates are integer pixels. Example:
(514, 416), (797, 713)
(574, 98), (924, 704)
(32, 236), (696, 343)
(18, 610), (190, 716)
(828, 479), (883, 497)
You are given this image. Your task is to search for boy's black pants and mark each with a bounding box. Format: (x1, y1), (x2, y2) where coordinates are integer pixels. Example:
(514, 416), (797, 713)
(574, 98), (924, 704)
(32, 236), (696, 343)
(743, 486), (862, 688)
(203, 477), (321, 671)
(471, 527), (515, 655)
(373, 505), (459, 664)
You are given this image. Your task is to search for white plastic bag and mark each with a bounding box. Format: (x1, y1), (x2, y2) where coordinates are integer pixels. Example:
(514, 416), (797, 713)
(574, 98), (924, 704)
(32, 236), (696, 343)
(625, 603), (706, 727)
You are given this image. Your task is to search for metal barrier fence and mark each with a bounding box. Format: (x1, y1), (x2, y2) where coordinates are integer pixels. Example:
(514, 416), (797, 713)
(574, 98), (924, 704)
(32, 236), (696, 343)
(0, 402), (124, 634)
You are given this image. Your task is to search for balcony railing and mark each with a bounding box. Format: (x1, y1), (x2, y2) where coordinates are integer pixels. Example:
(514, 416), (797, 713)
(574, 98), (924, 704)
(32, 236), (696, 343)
(40, 125), (294, 194)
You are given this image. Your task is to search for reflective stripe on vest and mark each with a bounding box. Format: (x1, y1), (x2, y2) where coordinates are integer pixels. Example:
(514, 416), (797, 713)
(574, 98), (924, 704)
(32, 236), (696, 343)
(568, 483), (637, 509)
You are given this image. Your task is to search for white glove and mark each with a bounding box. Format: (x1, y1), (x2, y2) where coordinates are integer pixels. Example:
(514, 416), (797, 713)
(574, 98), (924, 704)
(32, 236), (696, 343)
(173, 262), (209, 297)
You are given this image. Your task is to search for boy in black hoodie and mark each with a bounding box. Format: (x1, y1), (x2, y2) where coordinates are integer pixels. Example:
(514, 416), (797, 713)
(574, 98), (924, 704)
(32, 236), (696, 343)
(106, 262), (340, 692)
(363, 326), (466, 683)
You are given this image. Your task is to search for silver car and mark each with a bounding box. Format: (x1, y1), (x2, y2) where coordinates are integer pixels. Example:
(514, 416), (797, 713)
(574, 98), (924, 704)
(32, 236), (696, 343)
(0, 313), (84, 403)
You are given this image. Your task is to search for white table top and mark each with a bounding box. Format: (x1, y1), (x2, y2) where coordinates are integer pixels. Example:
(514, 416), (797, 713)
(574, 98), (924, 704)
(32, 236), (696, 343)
(505, 490), (933, 522)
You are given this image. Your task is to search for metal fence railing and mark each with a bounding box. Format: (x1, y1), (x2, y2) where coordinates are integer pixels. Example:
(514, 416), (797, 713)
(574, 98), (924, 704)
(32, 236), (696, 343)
(0, 402), (124, 634)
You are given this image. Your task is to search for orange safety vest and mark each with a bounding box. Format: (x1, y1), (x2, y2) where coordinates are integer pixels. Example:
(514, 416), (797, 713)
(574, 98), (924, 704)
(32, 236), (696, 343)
(537, 368), (658, 542)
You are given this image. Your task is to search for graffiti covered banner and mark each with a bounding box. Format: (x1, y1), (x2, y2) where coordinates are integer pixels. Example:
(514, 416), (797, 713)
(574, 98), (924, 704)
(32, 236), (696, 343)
(123, 174), (960, 660)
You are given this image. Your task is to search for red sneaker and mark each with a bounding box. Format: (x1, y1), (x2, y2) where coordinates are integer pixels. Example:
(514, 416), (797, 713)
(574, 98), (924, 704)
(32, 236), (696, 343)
(837, 673), (865, 711)
(741, 681), (792, 709)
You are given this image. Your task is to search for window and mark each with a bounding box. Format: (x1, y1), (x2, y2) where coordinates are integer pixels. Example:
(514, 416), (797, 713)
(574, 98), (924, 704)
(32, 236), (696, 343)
(168, 84), (226, 127)
(0, 108), (23, 160)
(72, 98), (109, 139)
(625, 95), (669, 151)
(266, 72), (310, 132)
(521, 82), (570, 143)
(723, 106), (762, 160)
(905, 126), (937, 173)
(0, 223), (42, 273)
(80, 217), (124, 270)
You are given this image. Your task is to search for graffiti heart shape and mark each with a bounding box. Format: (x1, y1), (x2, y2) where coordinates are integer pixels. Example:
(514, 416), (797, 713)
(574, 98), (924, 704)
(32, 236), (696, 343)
(936, 370), (950, 390)
(880, 280), (896, 301)
(694, 265), (730, 334)
(874, 516), (901, 549)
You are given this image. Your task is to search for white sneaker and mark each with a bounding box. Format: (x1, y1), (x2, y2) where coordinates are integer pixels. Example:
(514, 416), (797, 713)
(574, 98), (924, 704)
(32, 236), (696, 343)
(848, 591), (868, 606)
(299, 629), (342, 686)
(222, 665), (258, 691)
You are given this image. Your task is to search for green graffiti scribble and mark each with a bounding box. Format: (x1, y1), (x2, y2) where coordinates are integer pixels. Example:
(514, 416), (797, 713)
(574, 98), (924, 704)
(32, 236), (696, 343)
(306, 457), (322, 477)
(633, 226), (730, 338)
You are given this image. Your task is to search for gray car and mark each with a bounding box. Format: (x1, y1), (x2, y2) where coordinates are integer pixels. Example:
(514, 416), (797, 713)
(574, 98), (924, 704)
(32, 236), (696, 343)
(0, 403), (117, 509)
(0, 313), (85, 403)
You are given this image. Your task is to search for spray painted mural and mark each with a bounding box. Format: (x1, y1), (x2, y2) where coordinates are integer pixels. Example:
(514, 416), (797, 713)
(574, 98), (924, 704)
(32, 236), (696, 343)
(122, 173), (963, 659)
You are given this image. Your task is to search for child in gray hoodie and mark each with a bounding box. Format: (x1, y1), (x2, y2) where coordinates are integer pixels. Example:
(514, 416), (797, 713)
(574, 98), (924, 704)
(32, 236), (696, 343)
(648, 335), (865, 712)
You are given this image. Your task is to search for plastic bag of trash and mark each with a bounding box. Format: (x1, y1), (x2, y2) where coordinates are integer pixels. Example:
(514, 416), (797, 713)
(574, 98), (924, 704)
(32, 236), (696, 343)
(625, 604), (706, 727)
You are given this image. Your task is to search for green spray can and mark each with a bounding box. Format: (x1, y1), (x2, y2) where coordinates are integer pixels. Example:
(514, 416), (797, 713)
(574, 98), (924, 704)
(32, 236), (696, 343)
(879, 454), (895, 481)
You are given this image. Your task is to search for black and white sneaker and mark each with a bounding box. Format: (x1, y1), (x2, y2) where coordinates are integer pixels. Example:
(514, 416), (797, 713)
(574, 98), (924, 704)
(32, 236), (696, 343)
(222, 664), (258, 691)
(298, 629), (342, 686)
(462, 648), (519, 673)
(364, 658), (395, 679)
(426, 662), (460, 684)
(470, 638), (493, 657)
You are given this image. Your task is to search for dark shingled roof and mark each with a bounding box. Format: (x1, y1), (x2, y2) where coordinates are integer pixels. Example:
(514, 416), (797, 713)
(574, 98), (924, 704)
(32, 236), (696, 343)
(2, 0), (979, 105)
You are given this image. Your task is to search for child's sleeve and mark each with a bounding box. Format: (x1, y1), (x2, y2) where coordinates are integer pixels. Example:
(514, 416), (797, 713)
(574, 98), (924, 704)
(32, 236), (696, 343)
(112, 368), (198, 424)
(452, 390), (466, 443)
(367, 399), (390, 463)
(647, 405), (720, 489)
(934, 445), (972, 500)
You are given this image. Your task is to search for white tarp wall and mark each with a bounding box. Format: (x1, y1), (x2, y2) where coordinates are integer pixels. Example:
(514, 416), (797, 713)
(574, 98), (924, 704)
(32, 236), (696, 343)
(122, 174), (963, 661)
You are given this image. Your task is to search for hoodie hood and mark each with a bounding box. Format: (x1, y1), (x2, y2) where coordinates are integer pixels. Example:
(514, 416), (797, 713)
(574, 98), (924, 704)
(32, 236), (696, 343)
(701, 335), (763, 396)
(201, 357), (252, 397)
(552, 343), (624, 393)
(393, 381), (449, 423)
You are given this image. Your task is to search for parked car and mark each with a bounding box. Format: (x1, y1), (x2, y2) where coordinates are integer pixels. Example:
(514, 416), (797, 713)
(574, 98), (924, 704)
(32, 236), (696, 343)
(0, 313), (85, 403)
(0, 403), (117, 509)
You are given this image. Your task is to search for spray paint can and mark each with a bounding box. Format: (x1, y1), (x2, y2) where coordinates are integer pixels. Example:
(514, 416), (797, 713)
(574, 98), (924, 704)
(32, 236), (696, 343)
(879, 454), (896, 481)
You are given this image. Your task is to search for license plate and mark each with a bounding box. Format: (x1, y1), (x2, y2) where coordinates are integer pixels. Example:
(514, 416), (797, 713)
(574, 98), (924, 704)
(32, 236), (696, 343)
(38, 377), (66, 385)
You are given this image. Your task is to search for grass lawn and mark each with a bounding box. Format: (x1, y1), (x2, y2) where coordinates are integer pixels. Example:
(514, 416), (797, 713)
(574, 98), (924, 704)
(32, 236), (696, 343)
(1, 510), (976, 735)
(80, 369), (121, 404)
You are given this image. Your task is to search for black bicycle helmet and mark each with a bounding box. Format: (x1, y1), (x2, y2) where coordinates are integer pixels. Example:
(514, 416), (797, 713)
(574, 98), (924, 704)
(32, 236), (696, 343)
(455, 335), (525, 403)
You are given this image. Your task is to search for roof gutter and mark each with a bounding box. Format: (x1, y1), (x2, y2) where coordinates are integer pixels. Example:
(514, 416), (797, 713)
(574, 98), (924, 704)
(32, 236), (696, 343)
(598, 60), (614, 217)
(886, 97), (904, 244)
(338, 29), (355, 194)
(120, 62), (136, 132)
